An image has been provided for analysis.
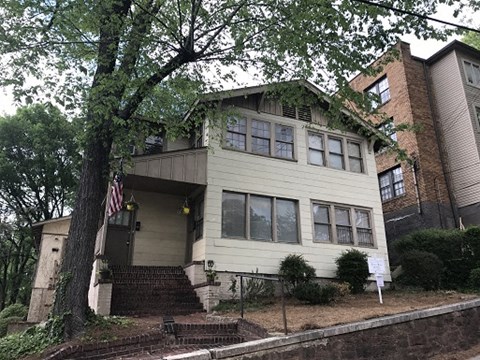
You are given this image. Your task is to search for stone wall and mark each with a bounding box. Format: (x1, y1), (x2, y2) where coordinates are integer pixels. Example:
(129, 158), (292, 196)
(165, 299), (480, 360)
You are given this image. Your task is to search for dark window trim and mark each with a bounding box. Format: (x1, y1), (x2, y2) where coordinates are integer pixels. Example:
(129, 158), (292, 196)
(365, 76), (391, 109)
(378, 165), (405, 202)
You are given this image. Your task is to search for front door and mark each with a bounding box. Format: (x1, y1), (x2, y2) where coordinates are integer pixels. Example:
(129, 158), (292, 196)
(105, 210), (135, 266)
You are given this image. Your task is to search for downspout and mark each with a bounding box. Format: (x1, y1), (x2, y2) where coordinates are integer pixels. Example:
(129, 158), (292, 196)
(422, 61), (459, 227)
(411, 158), (422, 215)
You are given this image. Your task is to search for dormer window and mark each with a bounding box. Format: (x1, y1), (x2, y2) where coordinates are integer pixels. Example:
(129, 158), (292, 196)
(366, 76), (390, 109)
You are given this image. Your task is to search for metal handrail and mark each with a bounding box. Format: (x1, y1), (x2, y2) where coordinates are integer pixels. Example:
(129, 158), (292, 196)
(235, 274), (288, 335)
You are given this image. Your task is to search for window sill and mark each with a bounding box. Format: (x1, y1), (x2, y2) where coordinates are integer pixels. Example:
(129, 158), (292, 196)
(221, 236), (301, 245)
(222, 146), (298, 162)
(312, 240), (376, 249)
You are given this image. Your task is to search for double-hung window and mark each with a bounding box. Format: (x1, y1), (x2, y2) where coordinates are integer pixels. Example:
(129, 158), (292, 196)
(312, 202), (374, 247)
(225, 117), (294, 160)
(222, 191), (299, 243)
(378, 166), (405, 202)
(308, 132), (364, 173)
(464, 60), (480, 87)
(474, 105), (480, 129)
(226, 117), (247, 150)
(366, 76), (390, 109)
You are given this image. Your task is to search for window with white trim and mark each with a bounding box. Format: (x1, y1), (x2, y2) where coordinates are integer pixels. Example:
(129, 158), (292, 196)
(312, 202), (374, 247)
(225, 117), (294, 159)
(308, 132), (365, 173)
(378, 166), (405, 202)
(366, 76), (390, 109)
(464, 60), (480, 87)
(222, 191), (299, 243)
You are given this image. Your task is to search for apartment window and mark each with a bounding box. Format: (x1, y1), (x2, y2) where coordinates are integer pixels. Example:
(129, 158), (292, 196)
(225, 116), (295, 160)
(366, 76), (390, 109)
(312, 202), (374, 247)
(308, 131), (365, 173)
(379, 166), (405, 202)
(464, 60), (480, 87)
(475, 106), (480, 129)
(222, 191), (299, 243)
(275, 124), (294, 159)
(226, 117), (247, 150)
(378, 119), (397, 142)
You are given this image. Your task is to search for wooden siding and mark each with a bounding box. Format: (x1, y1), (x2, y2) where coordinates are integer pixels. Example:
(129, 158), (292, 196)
(429, 50), (480, 208)
(199, 108), (390, 280)
(130, 191), (187, 266)
(129, 148), (207, 185)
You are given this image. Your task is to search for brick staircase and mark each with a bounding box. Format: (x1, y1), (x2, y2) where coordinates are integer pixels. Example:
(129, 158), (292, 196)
(110, 265), (204, 316)
(171, 323), (244, 346)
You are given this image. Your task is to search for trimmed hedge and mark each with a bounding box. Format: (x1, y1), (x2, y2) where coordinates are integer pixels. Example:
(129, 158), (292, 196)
(293, 283), (337, 305)
(399, 250), (443, 290)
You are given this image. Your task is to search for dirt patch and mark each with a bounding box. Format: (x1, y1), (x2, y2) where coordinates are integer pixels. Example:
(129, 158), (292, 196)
(215, 290), (479, 333)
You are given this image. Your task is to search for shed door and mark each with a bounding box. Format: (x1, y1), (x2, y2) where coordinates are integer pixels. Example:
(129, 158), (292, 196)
(105, 210), (135, 266)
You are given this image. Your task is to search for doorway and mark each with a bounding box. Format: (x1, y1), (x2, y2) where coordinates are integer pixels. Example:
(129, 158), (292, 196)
(105, 210), (136, 266)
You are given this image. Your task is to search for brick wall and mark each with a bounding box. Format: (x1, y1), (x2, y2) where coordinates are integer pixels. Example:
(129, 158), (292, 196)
(349, 42), (454, 240)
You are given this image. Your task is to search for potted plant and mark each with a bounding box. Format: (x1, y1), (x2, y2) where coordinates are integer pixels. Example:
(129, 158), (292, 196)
(98, 258), (112, 280)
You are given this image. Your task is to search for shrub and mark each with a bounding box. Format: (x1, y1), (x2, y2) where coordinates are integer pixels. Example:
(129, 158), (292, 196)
(245, 269), (275, 302)
(330, 282), (351, 298)
(293, 282), (337, 305)
(469, 268), (480, 289)
(399, 250), (443, 290)
(335, 249), (369, 294)
(0, 304), (28, 320)
(279, 254), (316, 294)
(464, 226), (480, 266)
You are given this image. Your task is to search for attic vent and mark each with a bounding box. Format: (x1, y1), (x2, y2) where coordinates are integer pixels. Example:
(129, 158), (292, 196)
(282, 105), (296, 119)
(298, 106), (312, 122)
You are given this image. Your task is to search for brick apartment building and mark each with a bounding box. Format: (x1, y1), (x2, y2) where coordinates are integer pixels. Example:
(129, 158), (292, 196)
(350, 40), (480, 253)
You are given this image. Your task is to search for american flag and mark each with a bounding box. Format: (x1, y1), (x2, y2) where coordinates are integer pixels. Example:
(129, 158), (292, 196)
(108, 172), (123, 217)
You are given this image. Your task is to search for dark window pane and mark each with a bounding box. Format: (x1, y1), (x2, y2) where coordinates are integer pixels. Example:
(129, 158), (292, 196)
(222, 192), (246, 237)
(275, 124), (293, 142)
(226, 132), (246, 150)
(227, 117), (246, 133)
(276, 142), (293, 159)
(252, 137), (270, 154)
(252, 120), (270, 138)
(337, 226), (353, 244)
(314, 224), (330, 242)
(276, 199), (298, 243)
(250, 195), (272, 240)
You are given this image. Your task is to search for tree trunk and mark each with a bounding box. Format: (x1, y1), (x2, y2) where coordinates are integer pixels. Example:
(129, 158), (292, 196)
(52, 122), (112, 339)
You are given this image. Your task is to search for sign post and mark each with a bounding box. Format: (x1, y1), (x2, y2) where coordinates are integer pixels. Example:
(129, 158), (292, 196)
(368, 257), (385, 304)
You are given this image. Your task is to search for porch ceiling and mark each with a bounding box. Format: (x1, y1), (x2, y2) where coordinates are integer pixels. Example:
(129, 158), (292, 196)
(123, 174), (205, 195)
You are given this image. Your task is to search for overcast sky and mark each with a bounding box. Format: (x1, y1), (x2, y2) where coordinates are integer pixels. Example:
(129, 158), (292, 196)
(0, 4), (473, 116)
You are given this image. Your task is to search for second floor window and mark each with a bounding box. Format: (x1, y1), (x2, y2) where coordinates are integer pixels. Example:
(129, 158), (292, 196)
(308, 132), (364, 173)
(379, 166), (405, 202)
(475, 106), (480, 129)
(464, 61), (480, 87)
(366, 76), (390, 109)
(225, 117), (294, 160)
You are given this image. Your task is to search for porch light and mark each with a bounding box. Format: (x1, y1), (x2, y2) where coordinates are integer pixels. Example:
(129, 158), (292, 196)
(180, 197), (190, 215)
(125, 194), (139, 211)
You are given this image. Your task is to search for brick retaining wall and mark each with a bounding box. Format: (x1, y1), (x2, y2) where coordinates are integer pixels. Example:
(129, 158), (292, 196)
(165, 299), (480, 360)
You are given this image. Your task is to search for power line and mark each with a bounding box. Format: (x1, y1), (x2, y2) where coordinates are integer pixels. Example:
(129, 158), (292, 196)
(352, 0), (480, 34)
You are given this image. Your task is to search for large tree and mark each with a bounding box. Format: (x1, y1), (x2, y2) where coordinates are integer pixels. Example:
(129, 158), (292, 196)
(0, 104), (80, 309)
(462, 31), (480, 50)
(0, 0), (476, 338)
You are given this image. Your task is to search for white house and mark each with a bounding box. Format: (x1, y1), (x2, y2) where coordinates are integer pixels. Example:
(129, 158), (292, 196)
(30, 80), (391, 319)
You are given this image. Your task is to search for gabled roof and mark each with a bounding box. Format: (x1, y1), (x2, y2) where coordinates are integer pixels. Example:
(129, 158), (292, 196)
(191, 79), (388, 142)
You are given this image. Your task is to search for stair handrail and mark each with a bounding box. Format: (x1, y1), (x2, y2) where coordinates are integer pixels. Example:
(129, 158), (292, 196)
(235, 274), (288, 335)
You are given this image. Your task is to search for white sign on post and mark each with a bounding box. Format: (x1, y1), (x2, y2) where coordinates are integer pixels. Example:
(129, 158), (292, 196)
(368, 257), (385, 305)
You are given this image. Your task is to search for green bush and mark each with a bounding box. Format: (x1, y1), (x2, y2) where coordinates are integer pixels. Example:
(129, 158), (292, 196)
(245, 269), (275, 301)
(469, 268), (480, 289)
(0, 304), (28, 320)
(293, 282), (337, 305)
(464, 226), (480, 266)
(399, 250), (443, 290)
(279, 254), (316, 294)
(335, 249), (369, 294)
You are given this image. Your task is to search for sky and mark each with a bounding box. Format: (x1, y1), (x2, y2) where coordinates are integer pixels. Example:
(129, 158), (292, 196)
(0, 4), (474, 116)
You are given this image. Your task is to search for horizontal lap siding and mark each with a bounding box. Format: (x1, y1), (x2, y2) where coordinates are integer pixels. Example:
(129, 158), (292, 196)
(131, 191), (187, 266)
(430, 51), (480, 208)
(204, 109), (390, 280)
